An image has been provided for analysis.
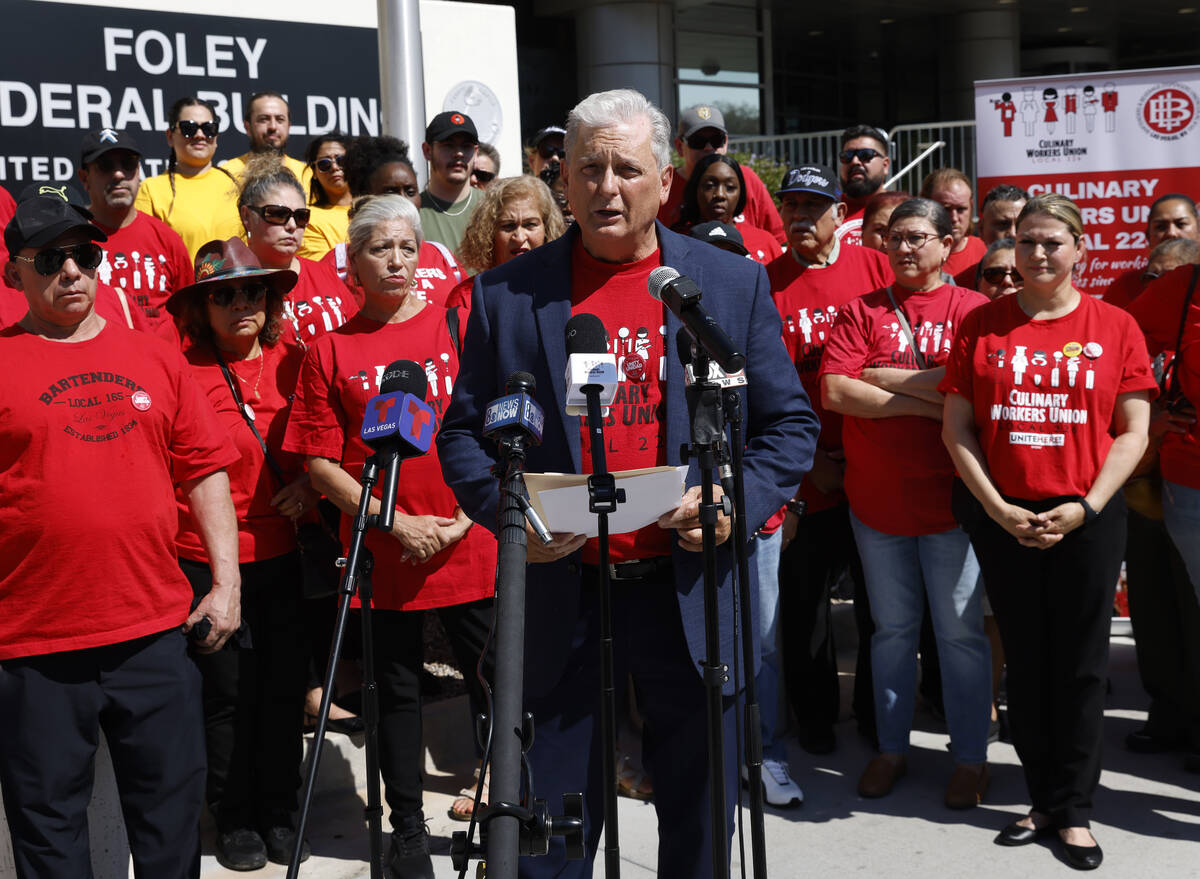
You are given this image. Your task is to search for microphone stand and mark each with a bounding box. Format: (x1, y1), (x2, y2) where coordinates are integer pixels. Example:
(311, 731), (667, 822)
(580, 383), (626, 879)
(289, 450), (394, 879)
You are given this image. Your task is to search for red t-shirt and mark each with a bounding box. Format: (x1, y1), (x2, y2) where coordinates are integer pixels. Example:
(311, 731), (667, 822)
(283, 257), (359, 349)
(0, 282), (151, 333)
(821, 283), (988, 535)
(953, 262), (981, 291)
(282, 306), (494, 611)
(836, 206), (866, 247)
(1102, 268), (1146, 310)
(571, 241), (671, 563)
(740, 224), (783, 265)
(175, 341), (306, 563)
(0, 322), (239, 659)
(659, 165), (785, 244)
(0, 186), (17, 268)
(1128, 265), (1200, 489)
(768, 244), (893, 513)
(943, 235), (987, 278)
(941, 292), (1158, 500)
(94, 211), (194, 329)
(320, 240), (462, 310)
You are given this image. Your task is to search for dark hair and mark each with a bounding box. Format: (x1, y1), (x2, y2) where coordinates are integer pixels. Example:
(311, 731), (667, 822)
(840, 124), (889, 153)
(862, 191), (911, 228)
(1149, 192), (1198, 218)
(887, 197), (953, 239)
(304, 133), (350, 207)
(244, 91), (289, 121)
(343, 136), (414, 197)
(166, 97), (236, 215)
(679, 154), (746, 226)
(983, 236), (1016, 260)
(178, 286), (286, 348)
(981, 183), (1030, 209)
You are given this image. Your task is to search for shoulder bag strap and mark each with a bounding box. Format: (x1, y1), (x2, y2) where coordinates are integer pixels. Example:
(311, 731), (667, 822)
(1164, 264), (1200, 398)
(884, 285), (928, 370)
(213, 344), (287, 489)
(446, 305), (462, 355)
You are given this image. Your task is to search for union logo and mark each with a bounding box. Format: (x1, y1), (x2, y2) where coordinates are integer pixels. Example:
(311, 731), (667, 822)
(1137, 83), (1198, 141)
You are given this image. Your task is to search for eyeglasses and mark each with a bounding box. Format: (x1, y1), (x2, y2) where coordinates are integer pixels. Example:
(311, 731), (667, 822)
(686, 131), (726, 151)
(981, 266), (1023, 284)
(839, 147), (883, 164)
(247, 204), (311, 227)
(472, 169), (496, 184)
(314, 154), (345, 173)
(175, 120), (218, 139)
(537, 143), (565, 161)
(207, 281), (270, 308)
(885, 232), (939, 251)
(14, 242), (104, 275)
(94, 153), (140, 176)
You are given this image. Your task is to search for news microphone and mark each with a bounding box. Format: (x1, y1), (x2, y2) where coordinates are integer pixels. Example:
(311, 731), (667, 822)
(564, 313), (618, 417)
(648, 267), (746, 374)
(483, 371), (545, 445)
(360, 360), (436, 457)
(676, 327), (748, 388)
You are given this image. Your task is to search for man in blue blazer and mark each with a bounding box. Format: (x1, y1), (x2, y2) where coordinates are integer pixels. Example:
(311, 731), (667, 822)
(438, 89), (818, 879)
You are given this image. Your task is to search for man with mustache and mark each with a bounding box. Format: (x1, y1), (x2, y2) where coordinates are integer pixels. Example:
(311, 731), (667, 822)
(77, 128), (193, 330)
(837, 125), (892, 246)
(220, 92), (310, 185)
(419, 110), (482, 251)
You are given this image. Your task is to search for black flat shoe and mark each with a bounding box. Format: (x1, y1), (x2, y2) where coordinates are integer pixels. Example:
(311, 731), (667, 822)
(1060, 839), (1103, 870)
(995, 820), (1052, 846)
(1125, 727), (1181, 754)
(326, 714), (365, 735)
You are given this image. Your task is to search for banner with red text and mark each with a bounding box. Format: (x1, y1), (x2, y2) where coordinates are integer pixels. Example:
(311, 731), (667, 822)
(975, 65), (1200, 298)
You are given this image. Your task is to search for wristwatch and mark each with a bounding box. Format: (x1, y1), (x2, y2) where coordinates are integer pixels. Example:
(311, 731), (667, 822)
(1077, 497), (1099, 525)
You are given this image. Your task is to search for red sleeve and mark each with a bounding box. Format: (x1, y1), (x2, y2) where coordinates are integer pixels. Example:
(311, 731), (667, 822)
(938, 304), (983, 401)
(1129, 265), (1198, 356)
(1116, 309), (1160, 398)
(742, 166), (785, 244)
(282, 338), (348, 461)
(166, 345), (240, 484)
(818, 297), (872, 380)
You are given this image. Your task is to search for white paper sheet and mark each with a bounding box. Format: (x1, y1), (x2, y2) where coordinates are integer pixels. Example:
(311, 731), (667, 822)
(524, 465), (690, 538)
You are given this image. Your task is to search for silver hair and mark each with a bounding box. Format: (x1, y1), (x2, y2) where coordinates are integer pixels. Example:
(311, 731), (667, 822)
(565, 89), (672, 171)
(346, 194), (424, 258)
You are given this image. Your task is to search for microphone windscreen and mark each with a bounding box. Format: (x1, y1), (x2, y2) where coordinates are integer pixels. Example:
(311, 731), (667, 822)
(675, 326), (694, 366)
(379, 359), (428, 397)
(506, 371), (537, 395)
(564, 313), (608, 355)
(647, 266), (681, 302)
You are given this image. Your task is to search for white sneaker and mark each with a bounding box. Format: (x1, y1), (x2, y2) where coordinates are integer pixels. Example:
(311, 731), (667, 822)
(743, 758), (804, 808)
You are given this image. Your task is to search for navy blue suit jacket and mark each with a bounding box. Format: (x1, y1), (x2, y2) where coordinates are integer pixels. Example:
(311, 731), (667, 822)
(438, 222), (818, 698)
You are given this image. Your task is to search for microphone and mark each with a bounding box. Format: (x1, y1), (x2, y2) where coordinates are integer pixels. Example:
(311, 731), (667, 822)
(360, 360), (436, 457)
(648, 267), (746, 374)
(483, 372), (553, 545)
(564, 313), (618, 417)
(676, 327), (748, 388)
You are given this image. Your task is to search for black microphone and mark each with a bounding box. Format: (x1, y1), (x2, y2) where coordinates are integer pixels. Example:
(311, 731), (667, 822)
(483, 371), (553, 545)
(564, 313), (618, 416)
(648, 267), (746, 373)
(359, 359), (434, 531)
(677, 328), (734, 498)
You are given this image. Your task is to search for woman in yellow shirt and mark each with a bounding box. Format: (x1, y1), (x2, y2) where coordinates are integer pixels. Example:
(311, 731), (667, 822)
(136, 97), (244, 259)
(296, 134), (352, 261)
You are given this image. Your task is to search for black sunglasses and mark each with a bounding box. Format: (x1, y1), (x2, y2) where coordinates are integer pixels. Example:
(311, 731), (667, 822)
(686, 131), (726, 151)
(472, 169), (496, 184)
(839, 147), (883, 164)
(175, 120), (218, 138)
(94, 153), (140, 176)
(537, 143), (566, 161)
(314, 154), (345, 173)
(207, 281), (271, 308)
(247, 204), (311, 227)
(14, 242), (104, 276)
(981, 266), (1023, 284)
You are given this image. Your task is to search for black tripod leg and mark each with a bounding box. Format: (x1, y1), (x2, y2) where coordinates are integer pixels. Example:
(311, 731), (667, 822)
(598, 513), (621, 879)
(359, 568), (385, 879)
(699, 470), (729, 879)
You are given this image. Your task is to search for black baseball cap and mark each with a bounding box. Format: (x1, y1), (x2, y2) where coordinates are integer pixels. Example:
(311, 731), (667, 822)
(18, 182), (91, 213)
(777, 165), (841, 200)
(690, 221), (748, 256)
(81, 128), (142, 165)
(4, 197), (106, 255)
(531, 125), (566, 148)
(425, 111), (478, 144)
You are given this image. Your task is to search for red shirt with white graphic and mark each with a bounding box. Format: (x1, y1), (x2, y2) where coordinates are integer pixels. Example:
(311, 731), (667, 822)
(94, 210), (194, 329)
(0, 322), (239, 659)
(1128, 265), (1200, 489)
(283, 306), (494, 611)
(571, 241), (671, 563)
(175, 340), (306, 563)
(769, 243), (893, 513)
(320, 240), (462, 310)
(943, 235), (988, 278)
(822, 283), (987, 535)
(659, 165), (785, 244)
(282, 257), (359, 349)
(739, 224), (783, 265)
(836, 206), (866, 247)
(941, 292), (1157, 500)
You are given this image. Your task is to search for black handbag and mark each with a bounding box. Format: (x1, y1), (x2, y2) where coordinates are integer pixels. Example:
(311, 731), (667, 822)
(216, 347), (343, 599)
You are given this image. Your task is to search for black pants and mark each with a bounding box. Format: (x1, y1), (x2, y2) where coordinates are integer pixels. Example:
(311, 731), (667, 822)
(956, 482), (1125, 828)
(0, 629), (205, 879)
(1125, 510), (1200, 747)
(779, 504), (859, 739)
(372, 598), (494, 827)
(180, 553), (308, 832)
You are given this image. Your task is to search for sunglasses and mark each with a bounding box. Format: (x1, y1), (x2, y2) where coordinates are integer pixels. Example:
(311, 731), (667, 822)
(839, 147), (883, 164)
(686, 131), (726, 151)
(94, 153), (140, 176)
(247, 204), (311, 227)
(14, 242), (104, 276)
(175, 120), (218, 138)
(472, 169), (496, 184)
(314, 154), (345, 173)
(981, 266), (1023, 284)
(537, 143), (566, 161)
(207, 281), (271, 308)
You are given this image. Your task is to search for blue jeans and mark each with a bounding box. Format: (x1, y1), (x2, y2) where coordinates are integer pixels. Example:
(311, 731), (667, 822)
(848, 512), (991, 763)
(753, 529), (785, 760)
(1164, 480), (1200, 602)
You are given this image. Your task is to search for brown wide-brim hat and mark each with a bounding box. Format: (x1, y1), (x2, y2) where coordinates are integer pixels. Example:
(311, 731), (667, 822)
(166, 237), (298, 316)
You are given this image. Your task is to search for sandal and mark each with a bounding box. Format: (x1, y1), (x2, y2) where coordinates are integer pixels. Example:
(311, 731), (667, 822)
(449, 768), (489, 821)
(617, 752), (653, 802)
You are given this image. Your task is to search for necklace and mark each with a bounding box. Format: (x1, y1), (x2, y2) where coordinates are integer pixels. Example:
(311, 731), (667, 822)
(425, 187), (475, 217)
(232, 351), (266, 419)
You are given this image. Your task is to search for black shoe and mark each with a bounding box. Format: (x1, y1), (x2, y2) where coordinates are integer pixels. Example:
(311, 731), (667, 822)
(387, 813), (434, 879)
(1124, 727), (1181, 754)
(797, 726), (836, 755)
(263, 826), (310, 865)
(1184, 750), (1200, 773)
(995, 820), (1053, 847)
(1060, 838), (1103, 870)
(216, 828), (268, 871)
